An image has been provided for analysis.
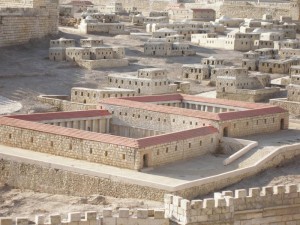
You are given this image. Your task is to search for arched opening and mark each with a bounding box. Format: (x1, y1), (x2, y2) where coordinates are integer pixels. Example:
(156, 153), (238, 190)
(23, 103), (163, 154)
(73, 57), (75, 62)
(54, 56), (56, 61)
(269, 68), (272, 73)
(104, 56), (106, 59)
(280, 119), (285, 130)
(223, 127), (228, 137)
(222, 87), (226, 92)
(143, 154), (149, 168)
(248, 67), (251, 70)
(138, 88), (141, 94)
(83, 99), (86, 103)
(153, 51), (156, 55)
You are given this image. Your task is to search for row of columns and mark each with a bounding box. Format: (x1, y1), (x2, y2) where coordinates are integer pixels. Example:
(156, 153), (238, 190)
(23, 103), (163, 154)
(181, 102), (236, 113)
(49, 118), (110, 133)
(113, 125), (161, 138)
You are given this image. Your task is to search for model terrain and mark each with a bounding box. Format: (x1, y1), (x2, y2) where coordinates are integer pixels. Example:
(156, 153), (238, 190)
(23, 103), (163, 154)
(0, 0), (300, 224)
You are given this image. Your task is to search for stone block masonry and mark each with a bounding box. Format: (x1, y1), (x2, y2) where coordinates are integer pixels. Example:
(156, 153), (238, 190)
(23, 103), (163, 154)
(165, 184), (300, 225)
(0, 0), (59, 47)
(0, 209), (169, 225)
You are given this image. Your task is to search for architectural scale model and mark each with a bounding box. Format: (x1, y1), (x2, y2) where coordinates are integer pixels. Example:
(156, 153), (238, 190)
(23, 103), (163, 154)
(0, 0), (299, 224)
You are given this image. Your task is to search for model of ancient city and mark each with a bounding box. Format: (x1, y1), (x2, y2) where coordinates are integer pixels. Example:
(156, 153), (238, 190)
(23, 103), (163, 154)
(0, 0), (300, 224)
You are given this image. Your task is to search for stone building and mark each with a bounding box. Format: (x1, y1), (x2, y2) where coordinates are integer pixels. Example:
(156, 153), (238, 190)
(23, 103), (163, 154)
(132, 14), (169, 26)
(144, 39), (196, 56)
(258, 57), (300, 74)
(168, 8), (216, 22)
(0, 94), (288, 170)
(271, 65), (300, 115)
(181, 56), (225, 83)
(78, 13), (128, 35)
(49, 38), (129, 69)
(240, 48), (300, 74)
(71, 87), (136, 104)
(181, 65), (210, 82)
(107, 68), (184, 95)
(215, 67), (281, 102)
(147, 22), (214, 40)
(0, 0), (58, 47)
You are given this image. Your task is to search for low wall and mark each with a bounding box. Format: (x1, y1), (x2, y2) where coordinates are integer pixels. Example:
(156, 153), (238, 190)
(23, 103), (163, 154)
(165, 184), (300, 225)
(171, 143), (300, 199)
(0, 209), (169, 225)
(76, 59), (129, 70)
(222, 138), (258, 166)
(0, 157), (167, 200)
(38, 95), (97, 111)
(270, 98), (300, 116)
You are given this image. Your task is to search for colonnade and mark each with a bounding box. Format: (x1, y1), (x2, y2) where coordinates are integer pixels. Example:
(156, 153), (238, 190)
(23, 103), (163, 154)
(46, 118), (111, 133)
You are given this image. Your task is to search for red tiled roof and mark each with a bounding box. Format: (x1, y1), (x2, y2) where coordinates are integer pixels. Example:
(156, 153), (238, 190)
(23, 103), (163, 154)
(7, 110), (111, 122)
(0, 117), (138, 148)
(99, 97), (287, 122)
(120, 93), (268, 109)
(218, 107), (288, 121)
(100, 98), (219, 121)
(0, 117), (217, 149)
(137, 126), (218, 148)
(121, 94), (183, 102)
(181, 94), (268, 109)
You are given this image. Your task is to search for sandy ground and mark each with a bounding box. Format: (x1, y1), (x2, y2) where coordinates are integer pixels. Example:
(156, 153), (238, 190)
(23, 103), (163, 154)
(0, 183), (163, 220)
(0, 155), (299, 219)
(0, 26), (243, 114)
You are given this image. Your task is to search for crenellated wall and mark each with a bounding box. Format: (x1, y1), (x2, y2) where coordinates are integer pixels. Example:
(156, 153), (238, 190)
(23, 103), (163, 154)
(0, 209), (169, 225)
(165, 184), (300, 225)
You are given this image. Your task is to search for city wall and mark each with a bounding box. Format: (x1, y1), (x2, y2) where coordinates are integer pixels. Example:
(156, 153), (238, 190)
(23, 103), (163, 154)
(219, 1), (299, 20)
(0, 210), (169, 225)
(165, 184), (300, 225)
(0, 0), (59, 47)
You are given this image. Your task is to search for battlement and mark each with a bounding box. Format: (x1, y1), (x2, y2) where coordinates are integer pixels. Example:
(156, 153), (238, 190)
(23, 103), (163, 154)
(0, 209), (169, 225)
(165, 184), (300, 224)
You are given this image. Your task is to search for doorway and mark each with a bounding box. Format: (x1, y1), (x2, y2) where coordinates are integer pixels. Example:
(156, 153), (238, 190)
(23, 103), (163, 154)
(223, 127), (228, 137)
(143, 154), (149, 168)
(280, 119), (285, 130)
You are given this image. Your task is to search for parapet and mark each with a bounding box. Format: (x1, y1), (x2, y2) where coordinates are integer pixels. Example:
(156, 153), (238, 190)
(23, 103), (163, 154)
(0, 209), (168, 225)
(165, 184), (300, 224)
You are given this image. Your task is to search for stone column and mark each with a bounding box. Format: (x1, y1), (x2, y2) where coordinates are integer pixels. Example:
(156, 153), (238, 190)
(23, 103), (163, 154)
(93, 119), (99, 132)
(67, 121), (73, 128)
(73, 120), (79, 129)
(106, 118), (110, 133)
(80, 120), (85, 130)
(86, 120), (92, 131)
